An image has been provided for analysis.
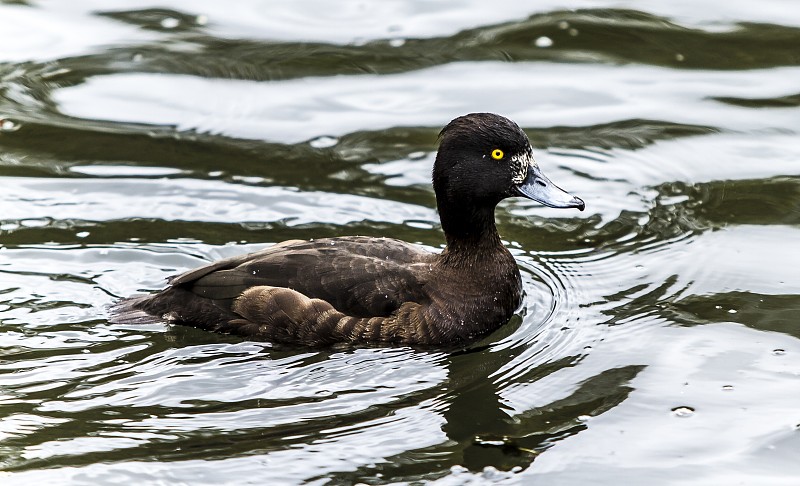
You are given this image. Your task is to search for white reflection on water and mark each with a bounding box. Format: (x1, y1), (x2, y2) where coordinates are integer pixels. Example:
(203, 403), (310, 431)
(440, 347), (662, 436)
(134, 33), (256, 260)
(0, 177), (435, 225)
(52, 63), (800, 143)
(527, 322), (800, 485)
(21, 0), (800, 52)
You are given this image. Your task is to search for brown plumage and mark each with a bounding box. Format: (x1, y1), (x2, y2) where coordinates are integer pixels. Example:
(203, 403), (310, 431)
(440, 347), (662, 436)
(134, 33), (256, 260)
(111, 113), (585, 346)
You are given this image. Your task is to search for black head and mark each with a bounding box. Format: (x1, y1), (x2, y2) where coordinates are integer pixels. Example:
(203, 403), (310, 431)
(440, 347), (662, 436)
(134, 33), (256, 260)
(433, 113), (584, 211)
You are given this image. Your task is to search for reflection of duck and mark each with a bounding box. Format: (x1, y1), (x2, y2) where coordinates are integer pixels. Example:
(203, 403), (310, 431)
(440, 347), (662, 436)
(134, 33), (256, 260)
(112, 113), (584, 346)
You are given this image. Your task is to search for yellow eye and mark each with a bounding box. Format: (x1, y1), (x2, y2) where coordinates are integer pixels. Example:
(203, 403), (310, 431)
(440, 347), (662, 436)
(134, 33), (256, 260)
(491, 149), (504, 160)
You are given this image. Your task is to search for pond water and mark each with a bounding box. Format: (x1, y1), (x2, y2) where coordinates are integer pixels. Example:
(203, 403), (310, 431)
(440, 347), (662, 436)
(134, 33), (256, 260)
(1, 1), (799, 484)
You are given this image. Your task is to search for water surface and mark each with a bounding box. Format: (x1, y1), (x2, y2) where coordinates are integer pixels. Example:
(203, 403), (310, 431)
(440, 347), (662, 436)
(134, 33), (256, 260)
(1, 1), (799, 484)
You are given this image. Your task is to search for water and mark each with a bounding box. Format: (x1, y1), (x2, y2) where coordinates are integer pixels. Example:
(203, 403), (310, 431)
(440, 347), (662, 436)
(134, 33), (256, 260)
(1, 1), (799, 484)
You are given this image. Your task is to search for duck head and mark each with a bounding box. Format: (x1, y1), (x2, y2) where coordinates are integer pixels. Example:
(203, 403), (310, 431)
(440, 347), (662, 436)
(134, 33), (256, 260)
(433, 113), (585, 212)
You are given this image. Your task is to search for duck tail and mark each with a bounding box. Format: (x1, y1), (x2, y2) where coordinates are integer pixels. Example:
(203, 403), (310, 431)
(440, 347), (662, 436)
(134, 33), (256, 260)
(107, 295), (160, 325)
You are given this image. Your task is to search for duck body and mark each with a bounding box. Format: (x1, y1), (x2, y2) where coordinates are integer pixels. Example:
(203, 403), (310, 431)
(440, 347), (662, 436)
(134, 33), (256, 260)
(119, 235), (521, 346)
(112, 113), (584, 346)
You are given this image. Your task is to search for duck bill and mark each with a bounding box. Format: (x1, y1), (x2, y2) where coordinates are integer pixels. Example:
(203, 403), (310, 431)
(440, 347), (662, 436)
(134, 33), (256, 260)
(515, 164), (585, 211)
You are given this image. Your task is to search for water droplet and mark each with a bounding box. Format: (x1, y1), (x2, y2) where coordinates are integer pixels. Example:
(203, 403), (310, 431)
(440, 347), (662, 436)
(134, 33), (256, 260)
(1, 119), (20, 132)
(534, 36), (553, 48)
(557, 21), (570, 30)
(389, 38), (405, 47)
(76, 231), (90, 238)
(577, 415), (591, 421)
(773, 349), (786, 356)
(722, 385), (734, 391)
(715, 305), (722, 309)
(727, 309), (737, 314)
(671, 406), (695, 418)
(309, 135), (338, 149)
(568, 28), (579, 36)
(160, 17), (180, 29)
(675, 53), (685, 62)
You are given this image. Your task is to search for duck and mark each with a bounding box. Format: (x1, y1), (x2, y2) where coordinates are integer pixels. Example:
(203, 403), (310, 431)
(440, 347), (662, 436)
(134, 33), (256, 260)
(111, 113), (584, 346)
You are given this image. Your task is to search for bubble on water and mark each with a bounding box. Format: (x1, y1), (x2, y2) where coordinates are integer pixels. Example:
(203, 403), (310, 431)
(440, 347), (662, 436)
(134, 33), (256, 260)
(132, 53), (143, 62)
(727, 309), (737, 314)
(558, 21), (570, 30)
(577, 415), (591, 422)
(309, 135), (339, 149)
(76, 231), (90, 238)
(0, 222), (20, 231)
(21, 219), (48, 228)
(160, 17), (180, 29)
(675, 53), (685, 62)
(232, 175), (266, 184)
(1, 119), (20, 132)
(772, 349), (786, 356)
(671, 406), (695, 418)
(568, 28), (579, 36)
(535, 36), (553, 48)
(389, 38), (406, 47)
(715, 305), (722, 309)
(722, 385), (734, 391)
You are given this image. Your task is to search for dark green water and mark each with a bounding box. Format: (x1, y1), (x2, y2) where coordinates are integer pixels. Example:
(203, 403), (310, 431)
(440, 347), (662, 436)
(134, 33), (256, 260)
(1, 1), (799, 484)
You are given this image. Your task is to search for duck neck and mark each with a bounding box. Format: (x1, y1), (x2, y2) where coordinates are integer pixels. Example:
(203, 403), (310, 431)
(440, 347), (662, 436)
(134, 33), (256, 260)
(437, 198), (505, 258)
